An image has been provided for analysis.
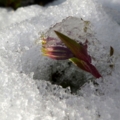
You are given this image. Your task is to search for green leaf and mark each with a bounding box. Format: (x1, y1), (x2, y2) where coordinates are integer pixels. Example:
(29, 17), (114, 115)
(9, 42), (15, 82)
(54, 30), (90, 63)
(54, 30), (81, 57)
(69, 57), (91, 73)
(69, 57), (102, 78)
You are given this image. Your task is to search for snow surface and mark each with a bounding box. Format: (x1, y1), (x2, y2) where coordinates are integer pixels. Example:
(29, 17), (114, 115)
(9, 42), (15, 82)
(0, 0), (120, 120)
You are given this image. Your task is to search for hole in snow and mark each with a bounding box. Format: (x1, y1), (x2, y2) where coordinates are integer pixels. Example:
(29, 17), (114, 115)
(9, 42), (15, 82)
(20, 17), (115, 93)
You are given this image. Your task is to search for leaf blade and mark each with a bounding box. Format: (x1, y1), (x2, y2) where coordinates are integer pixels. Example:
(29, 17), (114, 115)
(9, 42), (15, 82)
(54, 30), (91, 63)
(69, 57), (102, 78)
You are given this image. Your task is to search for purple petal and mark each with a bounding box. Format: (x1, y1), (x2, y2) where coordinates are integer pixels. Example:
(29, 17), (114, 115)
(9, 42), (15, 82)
(42, 46), (74, 60)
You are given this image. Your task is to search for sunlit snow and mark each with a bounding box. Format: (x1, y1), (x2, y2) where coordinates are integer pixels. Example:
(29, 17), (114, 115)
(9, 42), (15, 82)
(0, 0), (120, 120)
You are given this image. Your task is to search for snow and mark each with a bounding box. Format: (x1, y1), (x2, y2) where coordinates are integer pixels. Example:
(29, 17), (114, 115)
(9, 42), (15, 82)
(0, 0), (120, 120)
